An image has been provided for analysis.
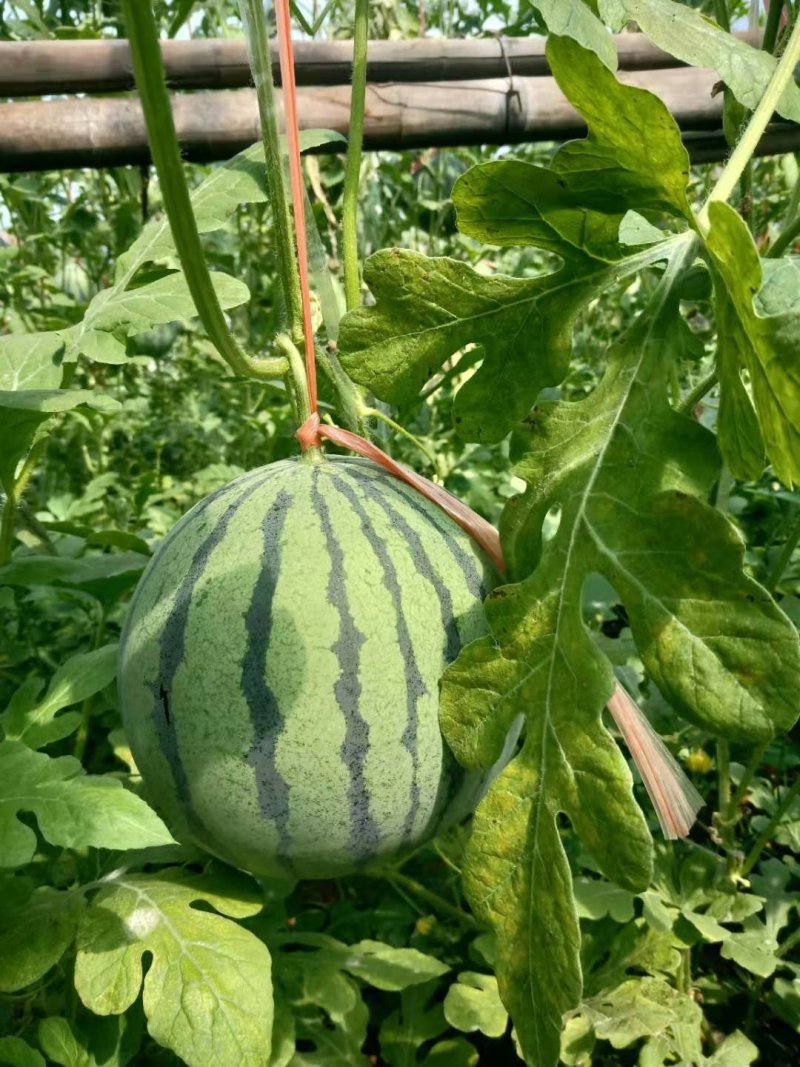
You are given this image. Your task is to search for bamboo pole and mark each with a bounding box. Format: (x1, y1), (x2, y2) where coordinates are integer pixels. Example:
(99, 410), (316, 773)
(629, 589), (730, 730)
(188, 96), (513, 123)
(1, 69), (796, 173)
(0, 31), (758, 96)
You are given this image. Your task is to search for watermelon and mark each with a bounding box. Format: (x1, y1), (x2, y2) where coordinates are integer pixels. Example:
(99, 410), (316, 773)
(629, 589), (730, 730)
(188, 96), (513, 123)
(118, 456), (496, 879)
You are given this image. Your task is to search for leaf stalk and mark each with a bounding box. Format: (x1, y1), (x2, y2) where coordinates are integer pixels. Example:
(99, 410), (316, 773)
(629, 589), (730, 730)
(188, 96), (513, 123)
(698, 13), (800, 230)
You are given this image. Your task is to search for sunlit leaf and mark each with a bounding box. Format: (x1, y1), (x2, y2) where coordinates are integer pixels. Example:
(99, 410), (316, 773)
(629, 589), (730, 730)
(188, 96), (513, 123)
(74, 868), (271, 1067)
(444, 972), (508, 1038)
(441, 271), (800, 1065)
(0, 741), (174, 867)
(529, 2), (616, 70)
(600, 0), (800, 122)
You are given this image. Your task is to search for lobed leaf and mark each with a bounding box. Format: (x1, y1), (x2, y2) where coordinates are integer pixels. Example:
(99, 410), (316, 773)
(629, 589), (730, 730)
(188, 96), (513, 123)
(600, 0), (800, 122)
(443, 972), (508, 1038)
(74, 868), (271, 1067)
(339, 37), (690, 440)
(0, 331), (64, 392)
(529, 2), (617, 70)
(0, 1037), (45, 1067)
(379, 982), (448, 1067)
(1, 644), (118, 750)
(441, 268), (800, 1066)
(0, 741), (174, 868)
(0, 880), (84, 992)
(0, 390), (120, 489)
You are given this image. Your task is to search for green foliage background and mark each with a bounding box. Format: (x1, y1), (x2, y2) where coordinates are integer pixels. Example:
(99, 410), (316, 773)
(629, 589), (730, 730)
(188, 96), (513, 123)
(1, 1), (799, 1066)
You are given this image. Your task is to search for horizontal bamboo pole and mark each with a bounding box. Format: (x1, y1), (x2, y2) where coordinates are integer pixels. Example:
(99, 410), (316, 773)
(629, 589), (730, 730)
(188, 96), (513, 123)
(0, 31), (758, 96)
(1, 68), (796, 173)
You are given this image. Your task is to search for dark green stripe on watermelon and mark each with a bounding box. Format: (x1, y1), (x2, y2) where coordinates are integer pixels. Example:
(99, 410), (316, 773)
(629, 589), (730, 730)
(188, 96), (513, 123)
(366, 488), (461, 662)
(151, 476), (265, 815)
(329, 470), (426, 841)
(312, 468), (381, 859)
(348, 466), (487, 599)
(242, 487), (293, 861)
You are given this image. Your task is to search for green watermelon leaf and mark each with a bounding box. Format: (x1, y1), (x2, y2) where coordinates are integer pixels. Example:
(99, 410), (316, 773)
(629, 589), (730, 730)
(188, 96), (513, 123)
(0, 1036), (45, 1067)
(36, 1018), (90, 1067)
(599, 0), (800, 122)
(116, 130), (343, 282)
(68, 270), (251, 365)
(545, 36), (692, 225)
(1, 644), (118, 749)
(440, 258), (800, 1066)
(443, 972), (508, 1038)
(578, 976), (703, 1058)
(0, 331), (64, 392)
(528, 2), (617, 70)
(0, 741), (174, 867)
(705, 1031), (759, 1066)
(0, 880), (84, 992)
(277, 932), (449, 991)
(426, 1038), (479, 1067)
(74, 868), (271, 1067)
(338, 37), (692, 440)
(379, 982), (448, 1067)
(573, 877), (636, 923)
(289, 969), (370, 1066)
(706, 202), (800, 485)
(0, 552), (146, 604)
(0, 390), (120, 490)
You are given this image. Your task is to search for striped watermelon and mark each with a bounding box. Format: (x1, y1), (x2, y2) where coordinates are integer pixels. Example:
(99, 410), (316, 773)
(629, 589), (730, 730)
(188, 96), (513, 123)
(118, 456), (495, 879)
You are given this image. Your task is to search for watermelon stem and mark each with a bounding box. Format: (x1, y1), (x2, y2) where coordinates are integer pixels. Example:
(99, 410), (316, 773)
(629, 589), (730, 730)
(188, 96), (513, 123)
(277, 335), (323, 461)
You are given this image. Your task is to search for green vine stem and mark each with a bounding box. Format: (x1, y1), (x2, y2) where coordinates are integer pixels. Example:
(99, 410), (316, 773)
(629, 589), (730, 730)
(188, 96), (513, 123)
(316, 344), (368, 435)
(762, 0), (786, 55)
(678, 370), (718, 414)
(239, 0), (303, 338)
(0, 439), (48, 567)
(766, 211), (800, 258)
(741, 774), (800, 876)
(383, 870), (478, 930)
(342, 0), (369, 310)
(120, 0), (288, 381)
(721, 740), (768, 825)
(0, 484), (17, 569)
(697, 12), (800, 230)
(276, 334), (312, 426)
(765, 508), (800, 591)
(361, 406), (439, 471)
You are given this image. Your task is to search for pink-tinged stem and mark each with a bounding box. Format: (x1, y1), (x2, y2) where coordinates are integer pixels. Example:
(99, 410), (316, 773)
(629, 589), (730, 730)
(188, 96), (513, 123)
(607, 684), (704, 838)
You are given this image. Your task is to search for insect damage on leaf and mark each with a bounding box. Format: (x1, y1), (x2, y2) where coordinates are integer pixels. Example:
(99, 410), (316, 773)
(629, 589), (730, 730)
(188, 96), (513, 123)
(440, 255), (800, 1066)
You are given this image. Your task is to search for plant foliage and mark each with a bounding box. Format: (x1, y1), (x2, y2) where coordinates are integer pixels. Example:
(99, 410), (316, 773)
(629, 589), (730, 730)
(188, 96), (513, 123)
(1, 1), (799, 1066)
